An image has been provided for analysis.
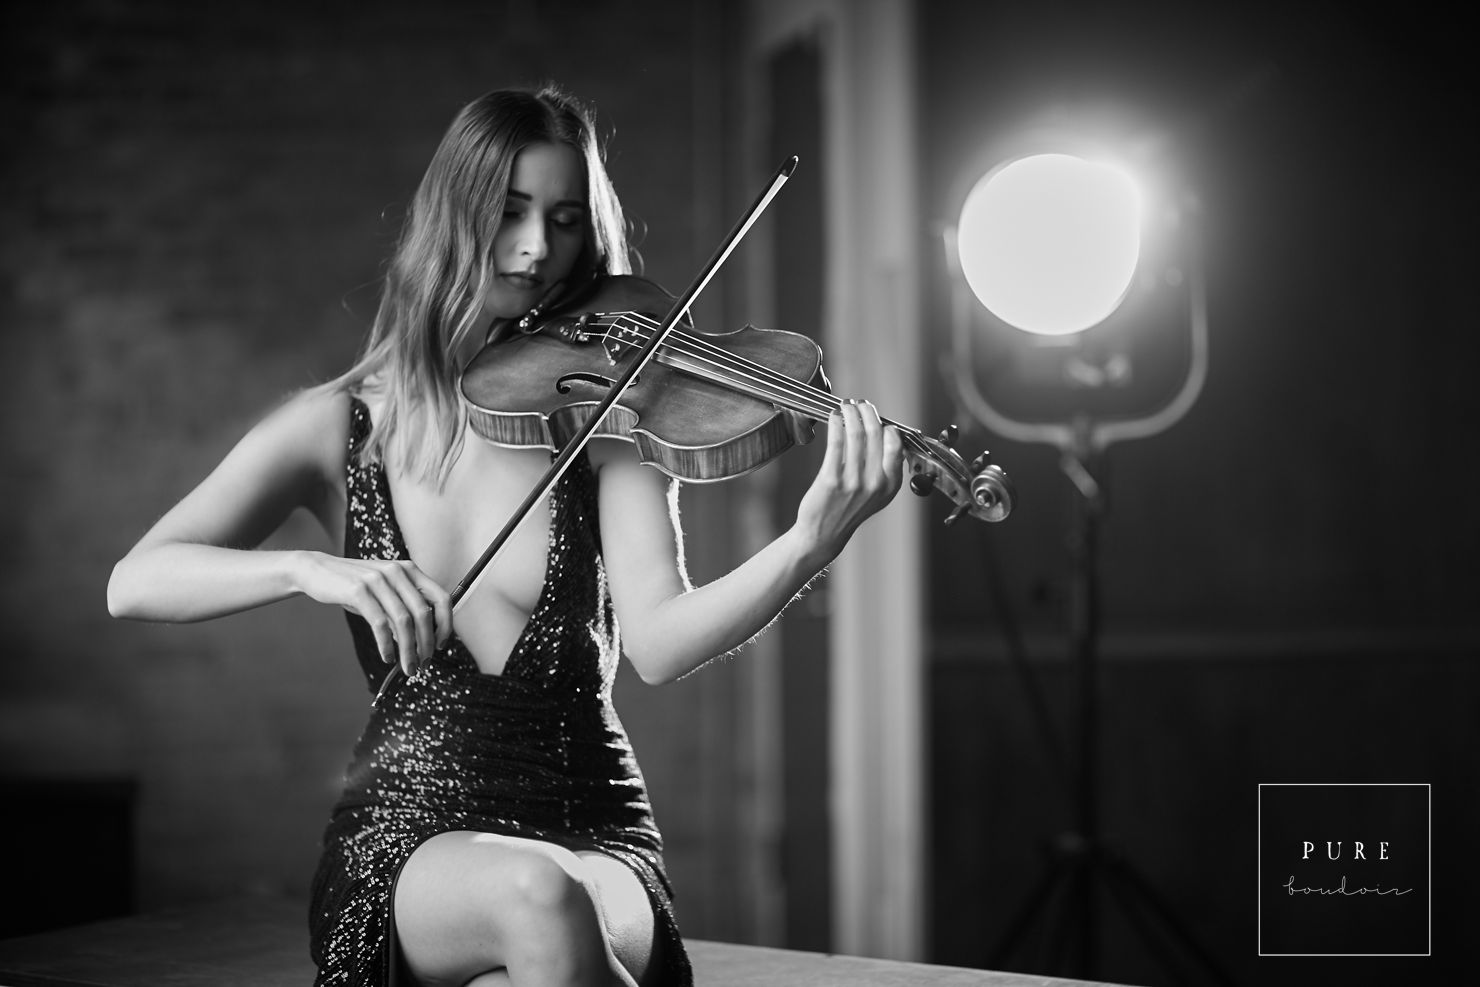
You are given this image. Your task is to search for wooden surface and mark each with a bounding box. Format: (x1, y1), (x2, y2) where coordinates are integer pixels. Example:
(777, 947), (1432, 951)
(0, 897), (1133, 987)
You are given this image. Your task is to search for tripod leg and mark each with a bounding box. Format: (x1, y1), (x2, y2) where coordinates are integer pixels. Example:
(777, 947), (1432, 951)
(1099, 860), (1207, 986)
(1101, 852), (1239, 987)
(1046, 858), (1094, 977)
(988, 846), (1075, 969)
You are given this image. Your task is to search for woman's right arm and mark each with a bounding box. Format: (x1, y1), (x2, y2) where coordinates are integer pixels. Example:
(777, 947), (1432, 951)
(107, 388), (450, 672)
(107, 388), (350, 622)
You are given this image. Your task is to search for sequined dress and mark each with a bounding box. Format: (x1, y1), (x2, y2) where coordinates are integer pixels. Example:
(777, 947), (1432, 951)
(309, 397), (691, 986)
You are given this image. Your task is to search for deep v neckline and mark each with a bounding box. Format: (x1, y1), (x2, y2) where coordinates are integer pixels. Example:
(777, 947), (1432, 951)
(346, 396), (561, 681)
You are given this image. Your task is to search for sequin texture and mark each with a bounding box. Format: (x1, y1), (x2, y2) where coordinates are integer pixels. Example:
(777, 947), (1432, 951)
(308, 397), (691, 986)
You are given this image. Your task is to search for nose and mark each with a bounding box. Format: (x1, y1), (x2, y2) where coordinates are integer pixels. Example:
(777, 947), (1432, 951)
(514, 214), (549, 262)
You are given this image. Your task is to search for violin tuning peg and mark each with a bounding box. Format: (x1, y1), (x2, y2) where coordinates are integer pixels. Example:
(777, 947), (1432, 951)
(937, 424), (959, 447)
(970, 451), (991, 472)
(943, 502), (970, 526)
(909, 472), (936, 498)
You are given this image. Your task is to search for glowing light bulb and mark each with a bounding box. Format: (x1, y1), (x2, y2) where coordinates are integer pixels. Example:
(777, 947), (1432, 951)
(957, 153), (1142, 335)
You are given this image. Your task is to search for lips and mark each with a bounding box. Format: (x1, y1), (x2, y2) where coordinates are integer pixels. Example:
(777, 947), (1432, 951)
(501, 271), (542, 290)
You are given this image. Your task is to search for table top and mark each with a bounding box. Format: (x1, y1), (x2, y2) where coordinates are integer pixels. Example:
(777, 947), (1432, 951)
(0, 896), (1132, 987)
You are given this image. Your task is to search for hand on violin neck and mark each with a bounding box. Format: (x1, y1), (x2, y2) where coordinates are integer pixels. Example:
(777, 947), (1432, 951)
(792, 398), (904, 562)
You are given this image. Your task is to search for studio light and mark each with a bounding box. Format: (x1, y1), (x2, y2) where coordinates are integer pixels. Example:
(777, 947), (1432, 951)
(942, 135), (1227, 985)
(944, 142), (1206, 449)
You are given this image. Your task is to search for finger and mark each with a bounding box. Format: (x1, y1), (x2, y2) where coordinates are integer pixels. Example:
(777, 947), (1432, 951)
(351, 583), (397, 666)
(820, 401), (848, 480)
(857, 400), (884, 481)
(839, 399), (865, 490)
(405, 565), (453, 649)
(361, 569), (420, 675)
(383, 562), (437, 666)
(881, 425), (905, 496)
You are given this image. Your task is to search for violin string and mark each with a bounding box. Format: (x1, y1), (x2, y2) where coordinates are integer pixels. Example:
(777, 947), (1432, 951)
(597, 312), (912, 431)
(625, 315), (940, 460)
(619, 311), (940, 461)
(618, 312), (839, 418)
(597, 312), (937, 460)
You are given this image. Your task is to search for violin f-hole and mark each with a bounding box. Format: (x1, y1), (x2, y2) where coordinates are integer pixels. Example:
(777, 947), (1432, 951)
(556, 371), (640, 394)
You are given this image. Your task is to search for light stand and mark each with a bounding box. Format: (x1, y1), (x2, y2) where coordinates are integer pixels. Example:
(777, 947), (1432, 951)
(942, 185), (1232, 984)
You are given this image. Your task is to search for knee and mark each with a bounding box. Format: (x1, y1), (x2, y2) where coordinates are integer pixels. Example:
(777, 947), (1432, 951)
(395, 834), (611, 986)
(487, 848), (609, 978)
(499, 847), (593, 925)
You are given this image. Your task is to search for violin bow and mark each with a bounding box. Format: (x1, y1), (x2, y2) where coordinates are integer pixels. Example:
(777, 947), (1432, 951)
(374, 156), (799, 705)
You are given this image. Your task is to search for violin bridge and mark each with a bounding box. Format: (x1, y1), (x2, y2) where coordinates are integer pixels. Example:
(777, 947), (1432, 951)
(601, 314), (646, 365)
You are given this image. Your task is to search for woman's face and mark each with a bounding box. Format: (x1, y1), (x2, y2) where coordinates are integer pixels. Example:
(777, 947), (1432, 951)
(484, 142), (588, 321)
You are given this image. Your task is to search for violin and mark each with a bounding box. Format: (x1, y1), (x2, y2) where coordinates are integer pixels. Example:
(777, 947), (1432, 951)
(459, 273), (1015, 525)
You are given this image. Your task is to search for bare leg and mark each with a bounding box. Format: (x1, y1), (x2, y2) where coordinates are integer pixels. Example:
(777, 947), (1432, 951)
(574, 850), (656, 983)
(394, 831), (653, 987)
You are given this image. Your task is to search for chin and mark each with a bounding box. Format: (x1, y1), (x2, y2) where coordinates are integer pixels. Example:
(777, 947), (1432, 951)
(484, 296), (538, 322)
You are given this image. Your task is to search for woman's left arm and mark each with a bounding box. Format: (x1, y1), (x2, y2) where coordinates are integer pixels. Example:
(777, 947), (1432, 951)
(592, 400), (903, 685)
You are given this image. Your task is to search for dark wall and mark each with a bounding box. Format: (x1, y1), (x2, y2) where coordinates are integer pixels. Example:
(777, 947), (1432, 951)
(0, 0), (759, 938)
(920, 2), (1479, 984)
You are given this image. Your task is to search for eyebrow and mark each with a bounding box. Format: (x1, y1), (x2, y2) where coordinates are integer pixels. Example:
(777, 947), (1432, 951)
(506, 190), (586, 210)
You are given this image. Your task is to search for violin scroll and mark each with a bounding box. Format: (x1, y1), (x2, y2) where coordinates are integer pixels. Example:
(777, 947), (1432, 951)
(969, 462), (1015, 523)
(905, 430), (1015, 525)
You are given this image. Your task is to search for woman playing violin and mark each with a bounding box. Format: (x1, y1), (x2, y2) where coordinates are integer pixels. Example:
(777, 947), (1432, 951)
(108, 85), (903, 987)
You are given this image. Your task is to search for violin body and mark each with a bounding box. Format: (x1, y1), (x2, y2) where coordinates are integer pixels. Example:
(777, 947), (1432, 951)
(461, 275), (830, 482)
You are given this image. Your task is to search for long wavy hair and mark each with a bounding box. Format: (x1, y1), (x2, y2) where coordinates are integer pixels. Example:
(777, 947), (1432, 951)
(330, 85), (631, 485)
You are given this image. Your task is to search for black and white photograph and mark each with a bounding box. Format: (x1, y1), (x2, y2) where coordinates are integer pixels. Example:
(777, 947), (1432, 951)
(2, 2), (1475, 985)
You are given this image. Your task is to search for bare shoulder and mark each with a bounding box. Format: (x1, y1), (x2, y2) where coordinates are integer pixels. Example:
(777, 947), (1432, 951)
(237, 385), (355, 540)
(259, 385), (353, 477)
(274, 384), (352, 427)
